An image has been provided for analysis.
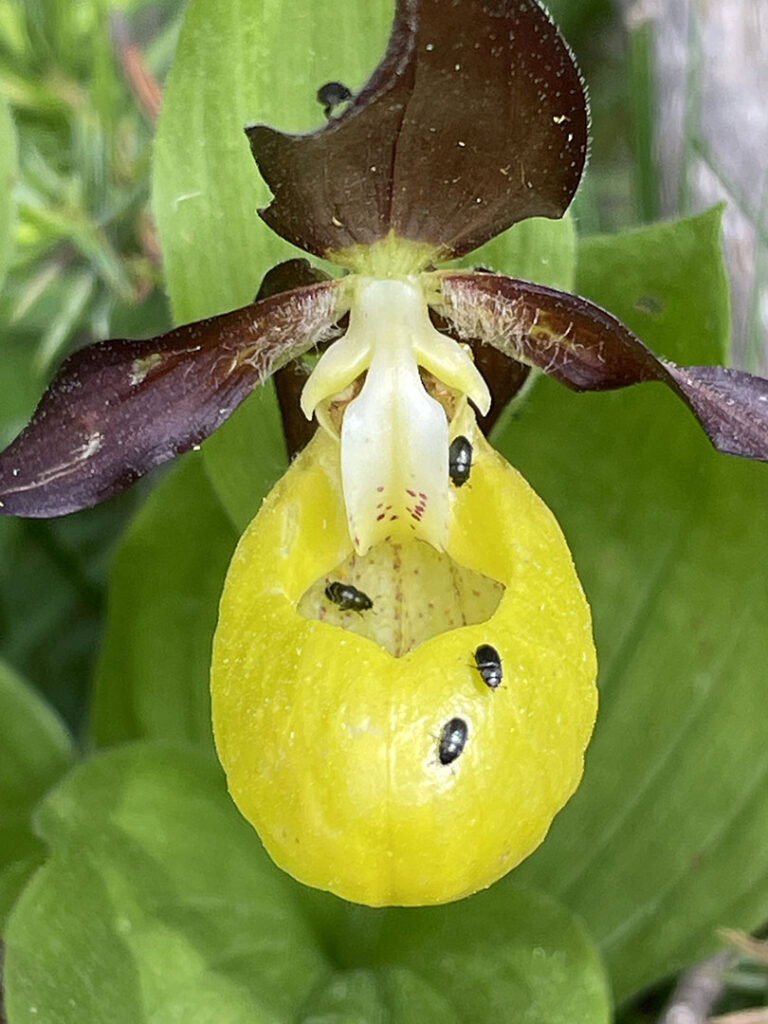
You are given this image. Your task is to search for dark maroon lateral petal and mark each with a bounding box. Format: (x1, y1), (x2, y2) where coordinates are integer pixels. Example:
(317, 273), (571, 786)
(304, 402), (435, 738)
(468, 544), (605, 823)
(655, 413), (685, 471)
(247, 0), (587, 263)
(0, 280), (342, 517)
(663, 365), (768, 460)
(254, 258), (332, 301)
(470, 344), (531, 434)
(435, 271), (768, 461)
(258, 259), (334, 458)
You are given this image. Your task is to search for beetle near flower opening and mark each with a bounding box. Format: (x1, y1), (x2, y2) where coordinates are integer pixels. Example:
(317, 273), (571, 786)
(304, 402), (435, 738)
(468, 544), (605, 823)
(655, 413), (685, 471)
(474, 643), (503, 689)
(449, 435), (473, 487)
(3, 0), (768, 909)
(324, 580), (374, 614)
(439, 718), (469, 766)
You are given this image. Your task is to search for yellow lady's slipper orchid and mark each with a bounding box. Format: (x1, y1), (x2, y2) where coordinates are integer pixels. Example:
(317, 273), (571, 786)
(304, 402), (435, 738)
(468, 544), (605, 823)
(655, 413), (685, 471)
(211, 418), (596, 906)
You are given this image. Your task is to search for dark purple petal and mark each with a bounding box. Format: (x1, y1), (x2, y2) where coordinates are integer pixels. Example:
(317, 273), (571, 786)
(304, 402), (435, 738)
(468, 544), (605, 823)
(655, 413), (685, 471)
(273, 359), (314, 460)
(435, 271), (768, 461)
(470, 343), (531, 433)
(663, 365), (768, 460)
(247, 0), (587, 263)
(258, 259), (333, 457)
(254, 258), (332, 302)
(0, 280), (342, 517)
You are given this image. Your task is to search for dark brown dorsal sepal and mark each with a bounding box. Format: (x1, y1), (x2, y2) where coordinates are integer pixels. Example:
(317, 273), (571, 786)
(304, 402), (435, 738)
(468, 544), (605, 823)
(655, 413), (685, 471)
(247, 0), (588, 267)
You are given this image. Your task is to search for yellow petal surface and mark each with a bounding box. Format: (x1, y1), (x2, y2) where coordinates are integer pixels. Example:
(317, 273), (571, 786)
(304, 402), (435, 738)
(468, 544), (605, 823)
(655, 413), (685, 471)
(211, 429), (597, 907)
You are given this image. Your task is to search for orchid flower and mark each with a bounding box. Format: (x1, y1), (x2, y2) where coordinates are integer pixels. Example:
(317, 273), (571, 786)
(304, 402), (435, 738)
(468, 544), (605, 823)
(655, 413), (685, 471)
(2, 0), (768, 908)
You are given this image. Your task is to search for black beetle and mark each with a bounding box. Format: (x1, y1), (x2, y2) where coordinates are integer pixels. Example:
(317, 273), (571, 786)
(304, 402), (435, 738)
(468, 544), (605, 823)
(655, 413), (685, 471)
(474, 643), (502, 689)
(325, 580), (373, 613)
(317, 81), (353, 119)
(438, 717), (469, 765)
(448, 435), (472, 487)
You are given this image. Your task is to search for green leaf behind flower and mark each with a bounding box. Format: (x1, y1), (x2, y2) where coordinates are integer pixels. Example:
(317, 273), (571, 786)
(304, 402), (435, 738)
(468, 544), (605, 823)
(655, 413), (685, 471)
(0, 659), (74, 928)
(3, 743), (610, 1024)
(0, 342), (40, 453)
(575, 204), (729, 365)
(455, 213), (576, 293)
(503, 208), (768, 1002)
(0, 92), (16, 294)
(202, 385), (289, 533)
(90, 455), (237, 754)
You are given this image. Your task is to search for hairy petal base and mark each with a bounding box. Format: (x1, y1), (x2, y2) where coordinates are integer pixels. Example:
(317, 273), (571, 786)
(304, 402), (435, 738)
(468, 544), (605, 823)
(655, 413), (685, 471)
(435, 271), (768, 461)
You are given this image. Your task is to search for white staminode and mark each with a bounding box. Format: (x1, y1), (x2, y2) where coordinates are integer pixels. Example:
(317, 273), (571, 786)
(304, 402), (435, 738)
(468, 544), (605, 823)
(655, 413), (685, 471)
(301, 277), (491, 555)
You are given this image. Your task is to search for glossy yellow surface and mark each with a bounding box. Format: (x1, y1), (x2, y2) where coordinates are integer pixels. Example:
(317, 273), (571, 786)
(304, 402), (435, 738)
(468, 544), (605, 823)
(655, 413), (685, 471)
(211, 429), (597, 906)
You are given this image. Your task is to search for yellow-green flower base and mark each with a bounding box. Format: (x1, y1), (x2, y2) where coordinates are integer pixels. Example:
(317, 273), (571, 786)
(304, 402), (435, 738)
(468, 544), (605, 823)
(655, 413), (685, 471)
(211, 429), (597, 906)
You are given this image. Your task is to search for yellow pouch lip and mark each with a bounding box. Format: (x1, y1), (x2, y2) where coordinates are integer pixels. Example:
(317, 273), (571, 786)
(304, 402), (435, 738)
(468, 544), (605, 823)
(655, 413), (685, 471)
(212, 429), (597, 906)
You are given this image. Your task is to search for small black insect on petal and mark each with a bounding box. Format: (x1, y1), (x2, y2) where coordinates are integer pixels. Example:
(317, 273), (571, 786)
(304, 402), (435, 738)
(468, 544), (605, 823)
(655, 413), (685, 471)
(325, 580), (373, 613)
(474, 644), (502, 689)
(448, 435), (472, 487)
(439, 717), (469, 765)
(317, 81), (352, 119)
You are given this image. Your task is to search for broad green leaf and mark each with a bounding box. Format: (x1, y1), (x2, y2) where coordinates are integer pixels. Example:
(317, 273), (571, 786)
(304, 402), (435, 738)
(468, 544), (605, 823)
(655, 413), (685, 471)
(573, 205), (729, 365)
(299, 967), (456, 1023)
(338, 886), (610, 1024)
(202, 386), (288, 533)
(0, 490), (140, 729)
(0, 338), (42, 450)
(0, 658), (74, 927)
(90, 455), (237, 754)
(506, 210), (768, 1001)
(0, 92), (16, 293)
(456, 213), (577, 292)
(3, 744), (330, 1023)
(4, 744), (610, 1024)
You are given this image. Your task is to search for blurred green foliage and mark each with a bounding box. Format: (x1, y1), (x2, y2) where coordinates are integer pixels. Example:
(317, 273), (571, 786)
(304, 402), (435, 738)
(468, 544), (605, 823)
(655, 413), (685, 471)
(0, 0), (179, 725)
(0, 0), (178, 373)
